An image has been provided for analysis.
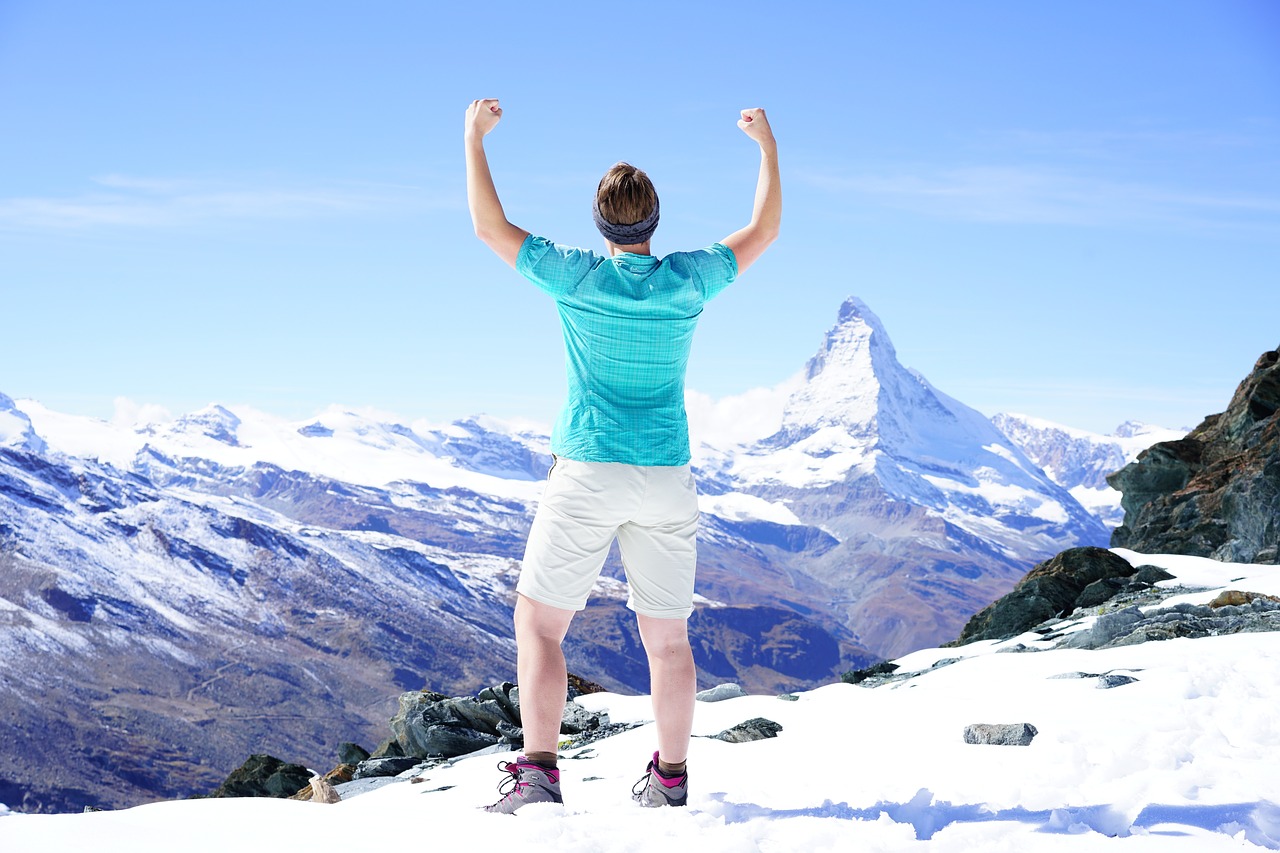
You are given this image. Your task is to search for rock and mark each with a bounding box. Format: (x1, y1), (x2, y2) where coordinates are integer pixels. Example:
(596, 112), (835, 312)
(1077, 577), (1129, 609)
(778, 693), (799, 701)
(952, 548), (1137, 644)
(1209, 590), (1280, 608)
(290, 764), (357, 801)
(1096, 674), (1139, 689)
(841, 661), (900, 685)
(696, 683), (747, 702)
(566, 673), (607, 697)
(1132, 565), (1176, 585)
(308, 775), (341, 804)
(560, 701), (607, 735)
(211, 754), (312, 799)
(352, 757), (420, 779)
(963, 723), (1038, 746)
(712, 717), (783, 743)
(369, 737), (404, 759)
(1091, 606), (1144, 646)
(1110, 346), (1280, 564)
(476, 682), (521, 726)
(337, 742), (370, 765)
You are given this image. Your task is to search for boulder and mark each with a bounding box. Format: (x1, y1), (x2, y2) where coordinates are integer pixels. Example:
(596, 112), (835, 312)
(952, 547), (1136, 644)
(352, 757), (420, 779)
(1110, 346), (1280, 563)
(963, 723), (1038, 746)
(211, 754), (312, 799)
(712, 718), (783, 743)
(696, 683), (747, 702)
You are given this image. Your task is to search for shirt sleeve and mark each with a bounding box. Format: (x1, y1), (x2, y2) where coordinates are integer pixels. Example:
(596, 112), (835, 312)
(683, 242), (739, 302)
(516, 235), (599, 298)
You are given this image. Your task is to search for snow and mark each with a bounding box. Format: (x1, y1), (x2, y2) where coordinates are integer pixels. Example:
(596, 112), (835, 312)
(698, 492), (802, 526)
(3, 550), (1277, 851)
(16, 399), (545, 502)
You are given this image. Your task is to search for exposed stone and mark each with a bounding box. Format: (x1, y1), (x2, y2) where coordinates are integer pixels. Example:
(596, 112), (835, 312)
(1110, 346), (1280, 564)
(696, 683), (747, 702)
(566, 673), (606, 697)
(963, 723), (1038, 746)
(211, 754), (312, 799)
(352, 757), (420, 779)
(1077, 577), (1129, 609)
(337, 742), (370, 765)
(307, 775), (341, 804)
(712, 717), (783, 743)
(1209, 589), (1280, 608)
(369, 737), (404, 759)
(952, 547), (1136, 644)
(290, 763), (357, 801)
(1133, 565), (1176, 585)
(841, 661), (900, 685)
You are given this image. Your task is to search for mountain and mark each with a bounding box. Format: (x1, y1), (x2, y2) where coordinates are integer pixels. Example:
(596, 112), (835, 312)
(991, 414), (1187, 528)
(698, 298), (1109, 657)
(0, 297), (1115, 811)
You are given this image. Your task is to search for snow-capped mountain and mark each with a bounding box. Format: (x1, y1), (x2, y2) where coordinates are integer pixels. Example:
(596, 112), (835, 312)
(696, 298), (1108, 658)
(992, 414), (1188, 528)
(0, 296), (1126, 812)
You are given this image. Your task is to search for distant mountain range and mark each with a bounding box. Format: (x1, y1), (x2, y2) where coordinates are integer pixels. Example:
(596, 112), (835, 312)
(0, 297), (1180, 812)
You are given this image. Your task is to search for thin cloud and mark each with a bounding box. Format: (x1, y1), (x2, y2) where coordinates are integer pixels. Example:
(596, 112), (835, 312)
(800, 165), (1280, 233)
(0, 175), (448, 231)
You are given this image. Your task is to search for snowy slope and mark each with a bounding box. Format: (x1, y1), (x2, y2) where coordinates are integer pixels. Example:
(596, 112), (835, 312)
(2, 551), (1276, 852)
(993, 414), (1188, 528)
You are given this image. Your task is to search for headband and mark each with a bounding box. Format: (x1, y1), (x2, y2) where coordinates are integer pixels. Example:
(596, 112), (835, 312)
(592, 194), (660, 246)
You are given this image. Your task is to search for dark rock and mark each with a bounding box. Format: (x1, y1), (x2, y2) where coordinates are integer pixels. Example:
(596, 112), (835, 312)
(1077, 577), (1129, 609)
(1096, 674), (1139, 689)
(963, 723), (1038, 746)
(414, 724), (500, 757)
(369, 737), (404, 759)
(211, 754), (312, 799)
(1133, 565), (1176, 585)
(566, 673), (606, 698)
(712, 717), (783, 743)
(842, 661), (900, 685)
(951, 547), (1136, 644)
(1110, 346), (1280, 563)
(337, 742), (370, 765)
(352, 757), (420, 779)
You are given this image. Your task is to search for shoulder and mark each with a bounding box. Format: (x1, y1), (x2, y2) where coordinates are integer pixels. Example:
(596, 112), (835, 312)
(518, 236), (609, 294)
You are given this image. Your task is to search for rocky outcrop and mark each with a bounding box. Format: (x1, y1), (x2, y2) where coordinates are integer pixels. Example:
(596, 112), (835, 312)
(1109, 346), (1280, 563)
(950, 547), (1137, 644)
(209, 754), (311, 799)
(963, 723), (1038, 746)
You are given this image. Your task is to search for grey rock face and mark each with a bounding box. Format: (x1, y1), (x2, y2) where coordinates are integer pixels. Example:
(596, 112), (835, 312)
(1110, 346), (1280, 564)
(963, 723), (1039, 746)
(352, 757), (420, 779)
(337, 742), (370, 765)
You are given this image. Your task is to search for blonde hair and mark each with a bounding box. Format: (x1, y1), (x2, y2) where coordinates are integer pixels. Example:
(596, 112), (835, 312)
(595, 162), (657, 225)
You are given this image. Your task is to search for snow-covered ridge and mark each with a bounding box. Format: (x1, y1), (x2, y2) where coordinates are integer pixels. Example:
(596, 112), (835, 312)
(992, 413), (1188, 529)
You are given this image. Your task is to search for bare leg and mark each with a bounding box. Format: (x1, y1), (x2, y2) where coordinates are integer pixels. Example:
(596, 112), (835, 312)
(636, 613), (696, 764)
(514, 593), (576, 755)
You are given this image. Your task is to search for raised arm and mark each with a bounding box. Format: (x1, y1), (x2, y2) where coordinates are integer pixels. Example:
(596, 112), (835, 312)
(721, 108), (781, 275)
(465, 99), (530, 269)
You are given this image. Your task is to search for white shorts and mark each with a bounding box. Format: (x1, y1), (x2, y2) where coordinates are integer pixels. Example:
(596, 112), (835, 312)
(517, 457), (700, 619)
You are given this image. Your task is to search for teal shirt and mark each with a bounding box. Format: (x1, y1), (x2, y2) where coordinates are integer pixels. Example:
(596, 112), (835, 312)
(516, 234), (738, 466)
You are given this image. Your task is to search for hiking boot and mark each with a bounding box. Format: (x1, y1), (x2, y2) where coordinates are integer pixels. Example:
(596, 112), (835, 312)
(632, 751), (688, 807)
(483, 757), (563, 814)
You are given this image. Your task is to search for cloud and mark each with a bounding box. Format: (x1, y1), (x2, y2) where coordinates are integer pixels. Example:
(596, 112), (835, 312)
(111, 397), (174, 428)
(800, 165), (1280, 233)
(0, 174), (446, 231)
(686, 375), (802, 452)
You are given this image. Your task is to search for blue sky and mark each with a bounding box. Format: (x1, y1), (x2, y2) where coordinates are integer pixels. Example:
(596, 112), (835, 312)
(2, 0), (1277, 435)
